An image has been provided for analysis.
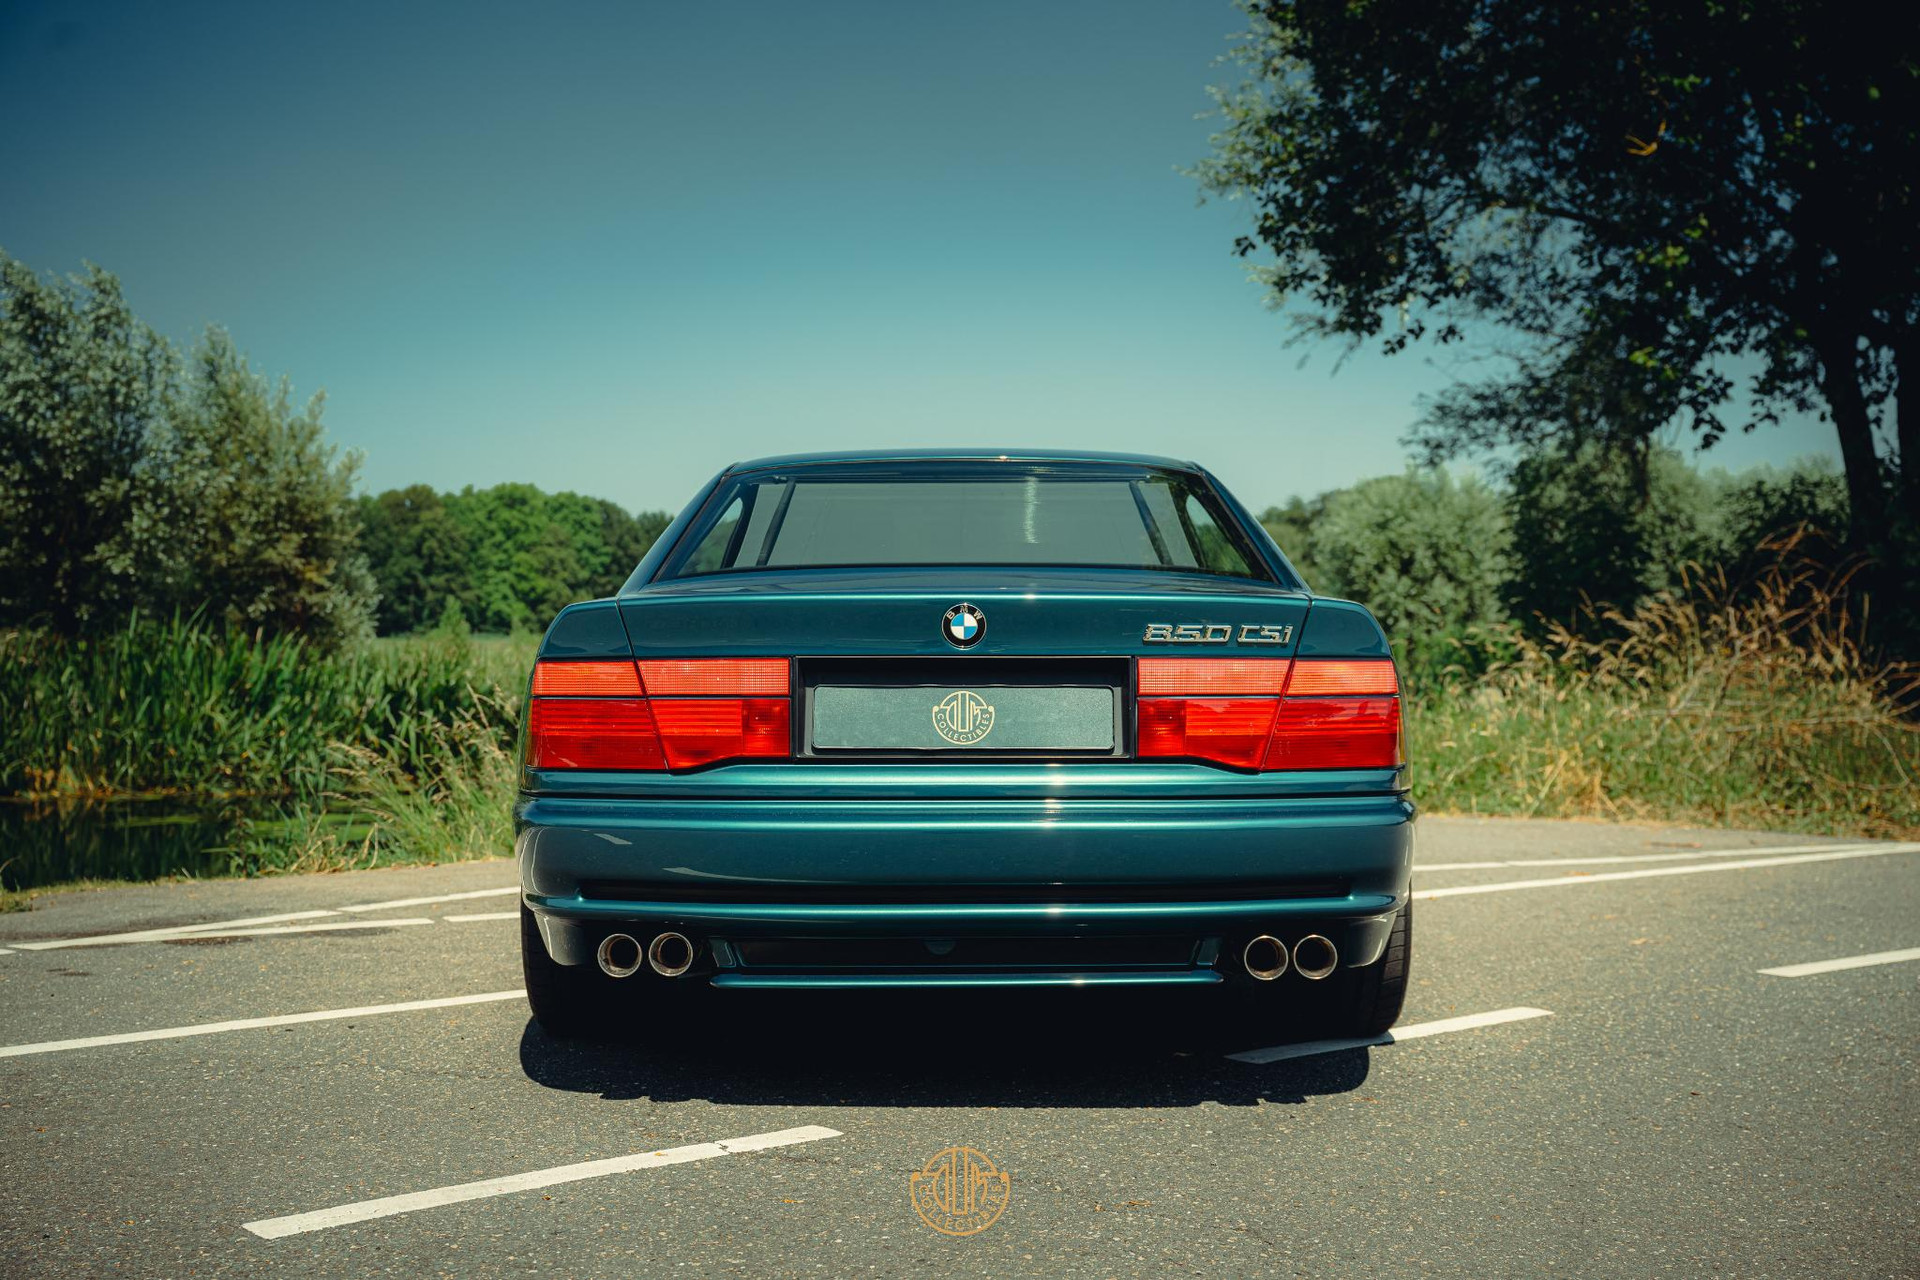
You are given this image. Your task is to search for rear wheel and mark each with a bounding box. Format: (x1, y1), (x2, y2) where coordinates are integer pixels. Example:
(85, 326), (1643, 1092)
(1334, 902), (1411, 1038)
(521, 904), (611, 1039)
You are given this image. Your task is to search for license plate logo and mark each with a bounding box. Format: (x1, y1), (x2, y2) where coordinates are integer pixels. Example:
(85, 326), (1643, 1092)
(932, 690), (996, 744)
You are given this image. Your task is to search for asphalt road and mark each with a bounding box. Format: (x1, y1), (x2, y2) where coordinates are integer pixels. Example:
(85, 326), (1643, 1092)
(1, 817), (1915, 1278)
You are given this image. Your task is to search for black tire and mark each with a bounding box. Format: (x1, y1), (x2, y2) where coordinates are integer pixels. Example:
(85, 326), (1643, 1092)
(1335, 902), (1412, 1038)
(520, 904), (607, 1039)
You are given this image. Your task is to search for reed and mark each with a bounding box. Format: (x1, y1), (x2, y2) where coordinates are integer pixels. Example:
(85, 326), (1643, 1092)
(1409, 535), (1920, 837)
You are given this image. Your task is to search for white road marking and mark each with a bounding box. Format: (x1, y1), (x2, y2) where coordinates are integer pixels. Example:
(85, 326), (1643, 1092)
(1413, 844), (1920, 901)
(1228, 1006), (1552, 1064)
(338, 886), (518, 913)
(159, 918), (436, 940)
(241, 1124), (845, 1239)
(0, 989), (526, 1059)
(9, 909), (344, 951)
(5, 885), (518, 952)
(1418, 842), (1878, 873)
(1759, 946), (1920, 978)
(443, 911), (519, 922)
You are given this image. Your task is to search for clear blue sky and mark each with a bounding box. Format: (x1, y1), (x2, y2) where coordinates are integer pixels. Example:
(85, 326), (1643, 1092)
(1, 0), (1841, 514)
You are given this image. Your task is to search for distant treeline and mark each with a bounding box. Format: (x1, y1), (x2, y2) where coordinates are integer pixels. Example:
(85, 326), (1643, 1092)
(356, 485), (669, 635)
(1259, 446), (1849, 680)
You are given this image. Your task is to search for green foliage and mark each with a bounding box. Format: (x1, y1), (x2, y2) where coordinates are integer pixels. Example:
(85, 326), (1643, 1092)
(166, 330), (375, 643)
(1198, 0), (1913, 566)
(357, 482), (670, 635)
(0, 255), (176, 633)
(1411, 544), (1919, 838)
(1304, 470), (1509, 676)
(0, 252), (376, 644)
(0, 617), (532, 801)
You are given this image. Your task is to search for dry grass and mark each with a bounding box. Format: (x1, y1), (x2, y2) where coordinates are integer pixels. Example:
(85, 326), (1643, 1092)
(1412, 533), (1920, 837)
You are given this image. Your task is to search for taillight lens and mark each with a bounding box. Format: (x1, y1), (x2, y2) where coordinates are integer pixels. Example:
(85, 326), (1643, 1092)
(528, 658), (792, 771)
(650, 697), (791, 769)
(1264, 697), (1402, 769)
(1136, 658), (1404, 771)
(527, 698), (665, 770)
(1138, 698), (1278, 769)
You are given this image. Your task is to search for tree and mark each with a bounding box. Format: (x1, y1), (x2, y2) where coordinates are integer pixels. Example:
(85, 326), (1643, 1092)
(1, 252), (376, 644)
(1197, 1), (1916, 557)
(1503, 444), (1720, 626)
(163, 330), (376, 642)
(358, 485), (473, 634)
(0, 254), (177, 632)
(1302, 469), (1511, 668)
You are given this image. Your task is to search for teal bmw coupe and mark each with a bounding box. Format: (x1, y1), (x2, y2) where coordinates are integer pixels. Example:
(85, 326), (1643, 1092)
(516, 451), (1412, 1039)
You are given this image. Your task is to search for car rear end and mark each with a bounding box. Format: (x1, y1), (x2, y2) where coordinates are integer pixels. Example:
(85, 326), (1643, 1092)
(515, 454), (1413, 1037)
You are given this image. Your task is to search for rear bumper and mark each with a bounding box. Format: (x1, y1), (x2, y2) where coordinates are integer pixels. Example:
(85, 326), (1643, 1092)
(517, 791), (1414, 985)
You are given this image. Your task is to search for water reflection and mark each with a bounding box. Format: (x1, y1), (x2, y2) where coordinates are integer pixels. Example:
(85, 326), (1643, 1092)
(0, 800), (253, 890)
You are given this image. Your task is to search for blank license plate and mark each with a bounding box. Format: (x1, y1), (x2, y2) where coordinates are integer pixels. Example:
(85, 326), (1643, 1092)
(810, 685), (1115, 751)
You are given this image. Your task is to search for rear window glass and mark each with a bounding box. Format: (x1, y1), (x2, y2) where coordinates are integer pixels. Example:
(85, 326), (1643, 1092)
(665, 464), (1272, 581)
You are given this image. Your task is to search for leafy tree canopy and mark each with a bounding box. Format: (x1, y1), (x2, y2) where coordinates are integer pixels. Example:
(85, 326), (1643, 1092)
(1199, 1), (1915, 557)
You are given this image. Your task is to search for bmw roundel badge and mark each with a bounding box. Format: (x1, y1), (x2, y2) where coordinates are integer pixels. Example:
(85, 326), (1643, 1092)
(942, 603), (985, 649)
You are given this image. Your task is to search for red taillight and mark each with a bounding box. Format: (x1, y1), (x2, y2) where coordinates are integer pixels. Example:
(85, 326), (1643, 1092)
(1136, 657), (1403, 771)
(637, 659), (790, 696)
(1264, 697), (1402, 769)
(1138, 658), (1290, 695)
(1138, 697), (1278, 769)
(527, 698), (665, 770)
(528, 658), (792, 771)
(650, 697), (791, 768)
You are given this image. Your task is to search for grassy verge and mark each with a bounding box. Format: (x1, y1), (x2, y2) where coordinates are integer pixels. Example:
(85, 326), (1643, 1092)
(4, 546), (1914, 904)
(1409, 553), (1919, 838)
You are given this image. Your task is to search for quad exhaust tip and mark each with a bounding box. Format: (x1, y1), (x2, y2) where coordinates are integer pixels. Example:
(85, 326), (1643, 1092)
(647, 931), (695, 978)
(1242, 935), (1288, 981)
(1292, 934), (1338, 981)
(596, 933), (643, 979)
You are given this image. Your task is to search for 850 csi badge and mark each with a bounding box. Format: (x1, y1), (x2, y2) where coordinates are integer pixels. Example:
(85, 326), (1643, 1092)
(1143, 622), (1293, 645)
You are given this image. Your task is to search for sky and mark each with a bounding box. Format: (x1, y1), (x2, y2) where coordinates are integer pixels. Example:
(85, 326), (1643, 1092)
(1, 0), (1843, 515)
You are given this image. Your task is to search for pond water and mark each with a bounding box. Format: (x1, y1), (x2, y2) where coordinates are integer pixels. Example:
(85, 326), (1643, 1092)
(0, 801), (262, 891)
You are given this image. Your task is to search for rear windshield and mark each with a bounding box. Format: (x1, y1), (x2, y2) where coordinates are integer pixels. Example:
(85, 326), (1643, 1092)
(664, 463), (1274, 581)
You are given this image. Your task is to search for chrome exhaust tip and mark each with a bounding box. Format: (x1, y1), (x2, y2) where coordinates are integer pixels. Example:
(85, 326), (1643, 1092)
(596, 932), (643, 979)
(647, 931), (695, 978)
(1292, 934), (1338, 981)
(1242, 934), (1289, 981)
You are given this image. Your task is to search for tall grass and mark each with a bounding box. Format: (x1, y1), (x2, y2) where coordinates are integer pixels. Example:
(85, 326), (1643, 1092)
(0, 616), (532, 800)
(1411, 536), (1920, 837)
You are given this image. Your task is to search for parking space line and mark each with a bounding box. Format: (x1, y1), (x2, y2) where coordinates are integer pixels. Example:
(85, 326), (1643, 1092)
(1418, 842), (1879, 873)
(1414, 844), (1920, 901)
(0, 989), (526, 1059)
(443, 911), (519, 922)
(241, 1124), (845, 1239)
(1759, 946), (1920, 978)
(11, 910), (345, 951)
(166, 918), (437, 939)
(1228, 1006), (1552, 1064)
(338, 887), (519, 913)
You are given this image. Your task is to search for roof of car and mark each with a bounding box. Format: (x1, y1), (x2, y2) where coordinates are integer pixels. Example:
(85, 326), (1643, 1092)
(725, 448), (1202, 473)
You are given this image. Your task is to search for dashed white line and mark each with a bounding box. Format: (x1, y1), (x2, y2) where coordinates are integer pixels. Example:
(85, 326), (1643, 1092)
(338, 886), (519, 913)
(0, 989), (526, 1059)
(160, 918), (437, 940)
(442, 911), (519, 922)
(1759, 946), (1920, 978)
(1229, 1006), (1553, 1064)
(1413, 844), (1920, 901)
(241, 1124), (845, 1239)
(1418, 842), (1879, 873)
(10, 910), (345, 951)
